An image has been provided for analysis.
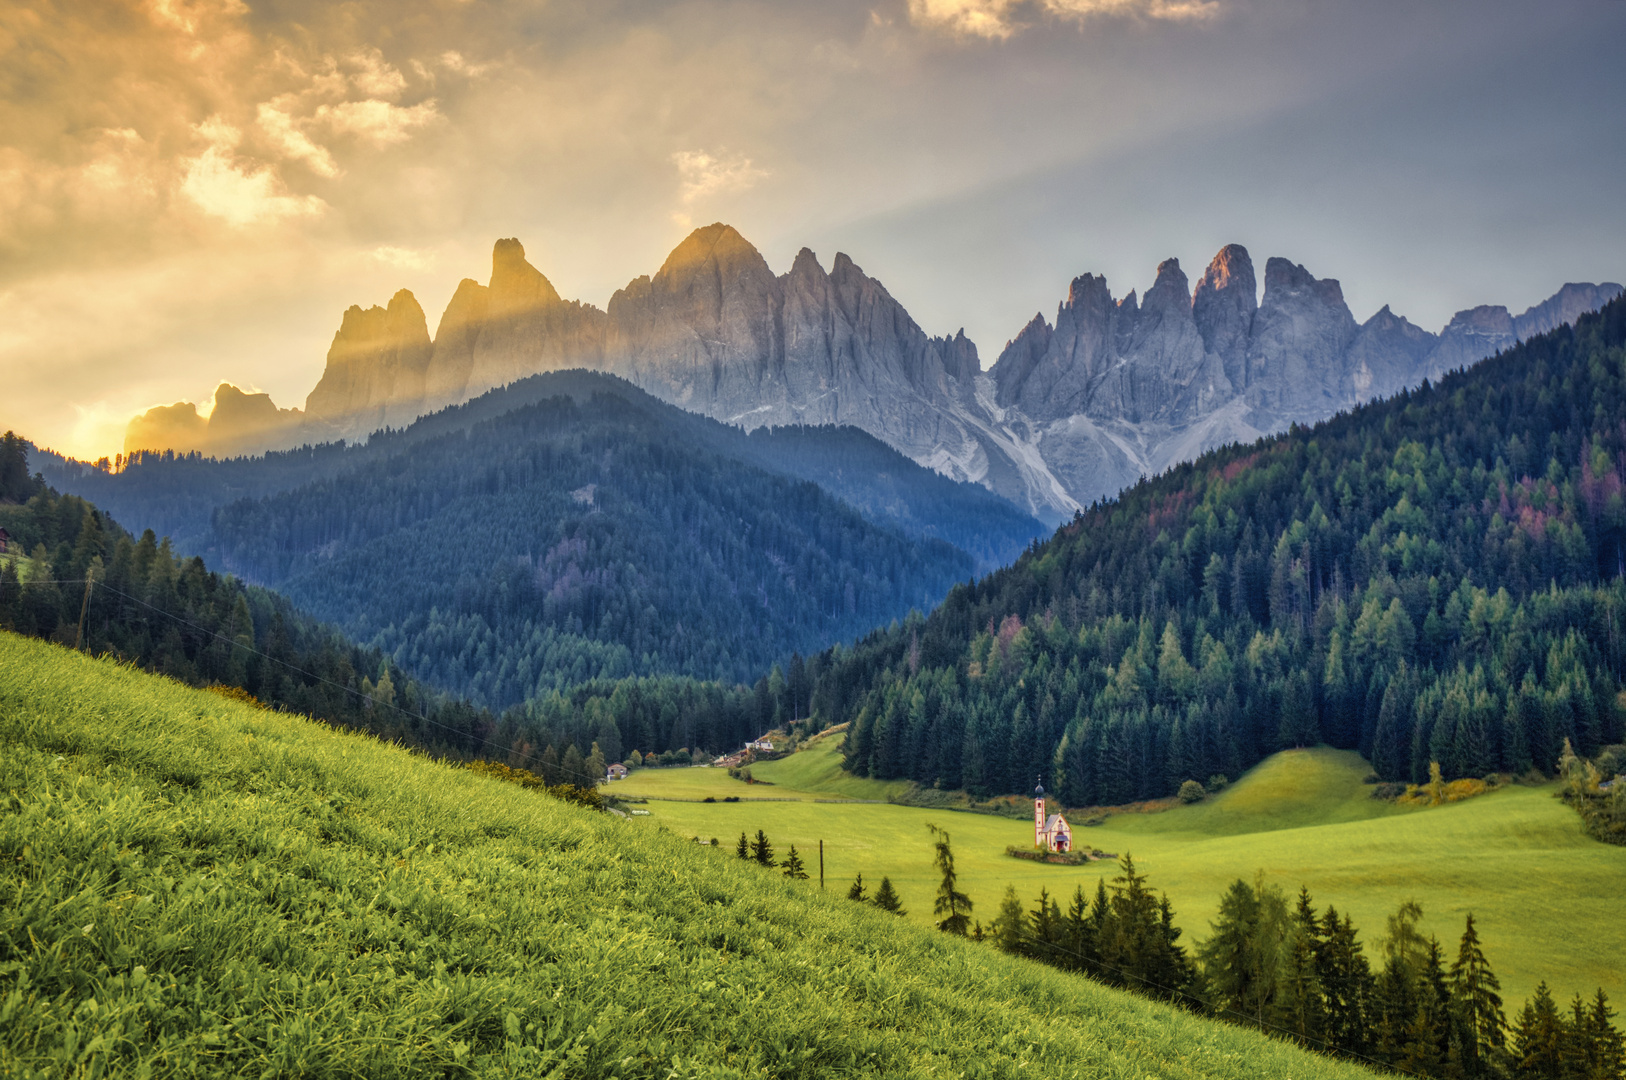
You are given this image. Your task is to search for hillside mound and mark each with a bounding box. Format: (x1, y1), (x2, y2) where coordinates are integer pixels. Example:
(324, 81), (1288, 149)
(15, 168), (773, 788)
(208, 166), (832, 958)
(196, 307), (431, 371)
(0, 632), (1376, 1079)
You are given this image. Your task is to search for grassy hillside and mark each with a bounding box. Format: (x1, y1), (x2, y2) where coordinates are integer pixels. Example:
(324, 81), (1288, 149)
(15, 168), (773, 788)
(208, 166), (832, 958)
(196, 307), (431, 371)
(635, 746), (1626, 1005)
(613, 735), (909, 803)
(0, 631), (1378, 1079)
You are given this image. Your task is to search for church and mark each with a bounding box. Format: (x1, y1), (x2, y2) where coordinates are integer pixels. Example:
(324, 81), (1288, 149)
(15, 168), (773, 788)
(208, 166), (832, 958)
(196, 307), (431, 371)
(1033, 779), (1072, 853)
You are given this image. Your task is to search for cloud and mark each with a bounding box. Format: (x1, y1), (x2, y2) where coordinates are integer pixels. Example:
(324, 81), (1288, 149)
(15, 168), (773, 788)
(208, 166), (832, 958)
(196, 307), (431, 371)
(370, 244), (434, 270)
(671, 150), (768, 204)
(315, 99), (442, 148)
(257, 103), (341, 177)
(345, 47), (409, 100)
(907, 0), (1218, 39)
(178, 119), (327, 226)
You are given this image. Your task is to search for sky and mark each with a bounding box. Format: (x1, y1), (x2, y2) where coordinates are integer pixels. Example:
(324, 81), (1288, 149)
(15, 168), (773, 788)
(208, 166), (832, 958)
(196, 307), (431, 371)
(2, 0), (1624, 460)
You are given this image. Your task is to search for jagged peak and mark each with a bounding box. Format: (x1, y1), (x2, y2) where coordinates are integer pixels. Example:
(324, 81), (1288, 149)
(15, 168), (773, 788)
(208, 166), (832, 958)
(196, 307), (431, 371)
(1144, 257), (1191, 313)
(1066, 272), (1111, 309)
(1262, 257), (1346, 308)
(489, 237), (562, 310)
(787, 246), (827, 280)
(656, 223), (771, 283)
(1194, 244), (1256, 308)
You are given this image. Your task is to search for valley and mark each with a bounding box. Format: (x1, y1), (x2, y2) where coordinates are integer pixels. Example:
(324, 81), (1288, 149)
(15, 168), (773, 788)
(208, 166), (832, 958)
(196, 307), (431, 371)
(618, 739), (1626, 1006)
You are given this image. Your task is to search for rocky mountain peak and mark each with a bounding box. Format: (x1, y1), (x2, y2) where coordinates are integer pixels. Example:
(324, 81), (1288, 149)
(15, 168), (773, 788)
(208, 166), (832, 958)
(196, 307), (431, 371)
(1193, 244), (1257, 385)
(488, 238), (562, 314)
(1195, 244), (1256, 300)
(1143, 258), (1192, 315)
(656, 223), (773, 286)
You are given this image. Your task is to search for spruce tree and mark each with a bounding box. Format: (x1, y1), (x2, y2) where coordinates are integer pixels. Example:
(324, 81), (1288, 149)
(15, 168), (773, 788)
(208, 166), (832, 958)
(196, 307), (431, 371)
(1509, 981), (1564, 1079)
(926, 823), (973, 935)
(872, 876), (905, 915)
(782, 845), (808, 880)
(1449, 913), (1507, 1076)
(846, 872), (867, 902)
(749, 829), (774, 867)
(990, 885), (1026, 955)
(1280, 886), (1325, 1045)
(735, 831), (749, 859)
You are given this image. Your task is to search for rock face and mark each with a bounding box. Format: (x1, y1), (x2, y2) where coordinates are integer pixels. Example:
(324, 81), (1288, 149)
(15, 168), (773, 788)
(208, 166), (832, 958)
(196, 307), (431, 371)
(124, 384), (305, 458)
(125, 225), (1621, 522)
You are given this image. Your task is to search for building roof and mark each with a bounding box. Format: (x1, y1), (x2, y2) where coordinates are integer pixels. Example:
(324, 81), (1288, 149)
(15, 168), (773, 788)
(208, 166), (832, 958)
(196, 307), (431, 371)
(1045, 813), (1069, 831)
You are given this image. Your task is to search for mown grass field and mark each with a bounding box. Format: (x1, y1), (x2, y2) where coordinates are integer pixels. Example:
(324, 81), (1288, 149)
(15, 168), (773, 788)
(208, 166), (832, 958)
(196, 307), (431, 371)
(629, 739), (1626, 1006)
(0, 630), (1382, 1079)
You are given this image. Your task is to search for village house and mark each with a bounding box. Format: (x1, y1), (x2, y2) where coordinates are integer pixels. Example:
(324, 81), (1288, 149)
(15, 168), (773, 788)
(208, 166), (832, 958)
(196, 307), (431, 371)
(0, 526), (10, 554)
(1033, 779), (1072, 853)
(606, 763), (629, 781)
(745, 737), (774, 752)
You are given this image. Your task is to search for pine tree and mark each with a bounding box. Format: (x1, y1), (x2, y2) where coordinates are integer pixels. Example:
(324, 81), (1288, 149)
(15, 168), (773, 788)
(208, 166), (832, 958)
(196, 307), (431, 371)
(736, 831), (749, 859)
(1027, 887), (1062, 966)
(872, 876), (905, 915)
(1449, 913), (1507, 1076)
(846, 872), (867, 902)
(782, 845), (808, 880)
(991, 885), (1026, 955)
(927, 823), (973, 935)
(1280, 886), (1325, 1044)
(561, 743), (588, 787)
(1509, 981), (1564, 1080)
(749, 829), (774, 867)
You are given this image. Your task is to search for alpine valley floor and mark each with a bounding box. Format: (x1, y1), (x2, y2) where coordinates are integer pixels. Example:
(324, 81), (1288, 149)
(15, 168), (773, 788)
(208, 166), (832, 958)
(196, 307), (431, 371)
(617, 738), (1626, 1006)
(0, 630), (1383, 1079)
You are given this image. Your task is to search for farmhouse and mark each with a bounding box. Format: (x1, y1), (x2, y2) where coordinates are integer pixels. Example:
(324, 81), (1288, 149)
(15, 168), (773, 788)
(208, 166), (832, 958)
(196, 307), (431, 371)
(606, 763), (628, 781)
(1033, 779), (1072, 853)
(0, 526), (9, 554)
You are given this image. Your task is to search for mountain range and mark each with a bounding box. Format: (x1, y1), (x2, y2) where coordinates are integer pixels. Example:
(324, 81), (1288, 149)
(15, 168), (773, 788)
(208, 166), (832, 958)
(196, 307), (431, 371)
(126, 225), (1620, 523)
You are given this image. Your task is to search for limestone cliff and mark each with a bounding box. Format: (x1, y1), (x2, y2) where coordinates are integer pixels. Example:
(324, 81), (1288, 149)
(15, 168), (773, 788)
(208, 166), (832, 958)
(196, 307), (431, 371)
(122, 226), (1620, 520)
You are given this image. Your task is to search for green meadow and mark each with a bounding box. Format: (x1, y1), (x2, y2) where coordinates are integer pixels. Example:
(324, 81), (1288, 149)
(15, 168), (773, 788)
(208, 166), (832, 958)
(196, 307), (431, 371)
(0, 630), (1382, 1079)
(624, 738), (1626, 1006)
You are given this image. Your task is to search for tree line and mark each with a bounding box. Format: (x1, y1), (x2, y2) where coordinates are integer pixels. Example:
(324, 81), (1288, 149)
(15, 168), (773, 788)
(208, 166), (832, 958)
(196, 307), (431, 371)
(987, 865), (1622, 1080)
(0, 448), (523, 770)
(811, 298), (1626, 808)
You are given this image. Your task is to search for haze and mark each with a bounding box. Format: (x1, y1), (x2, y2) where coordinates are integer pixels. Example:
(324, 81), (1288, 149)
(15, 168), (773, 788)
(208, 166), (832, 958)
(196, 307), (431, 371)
(3, 0), (1623, 460)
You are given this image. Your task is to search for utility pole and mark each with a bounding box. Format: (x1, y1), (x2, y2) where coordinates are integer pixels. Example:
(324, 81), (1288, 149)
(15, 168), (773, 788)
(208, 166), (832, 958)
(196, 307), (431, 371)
(74, 569), (97, 652)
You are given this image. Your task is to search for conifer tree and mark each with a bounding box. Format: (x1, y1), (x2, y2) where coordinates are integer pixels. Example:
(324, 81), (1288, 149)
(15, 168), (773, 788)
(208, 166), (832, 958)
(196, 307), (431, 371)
(1280, 886), (1326, 1044)
(1510, 981), (1564, 1079)
(991, 885), (1026, 955)
(1449, 913), (1507, 1076)
(872, 876), (905, 915)
(736, 831), (749, 859)
(782, 845), (808, 880)
(846, 872), (867, 902)
(1027, 887), (1062, 965)
(926, 823), (973, 935)
(749, 829), (774, 867)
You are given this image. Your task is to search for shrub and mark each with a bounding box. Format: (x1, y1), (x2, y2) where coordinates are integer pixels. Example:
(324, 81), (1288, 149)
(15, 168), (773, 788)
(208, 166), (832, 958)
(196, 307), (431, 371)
(1206, 774), (1229, 793)
(1178, 780), (1206, 804)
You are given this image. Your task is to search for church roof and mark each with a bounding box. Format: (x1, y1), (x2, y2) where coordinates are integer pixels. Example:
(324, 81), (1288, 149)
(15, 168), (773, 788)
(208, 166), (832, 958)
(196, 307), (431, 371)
(1045, 813), (1069, 831)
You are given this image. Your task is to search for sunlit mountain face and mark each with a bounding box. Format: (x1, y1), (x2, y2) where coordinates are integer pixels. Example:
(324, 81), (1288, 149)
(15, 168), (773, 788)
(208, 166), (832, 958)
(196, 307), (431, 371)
(4, 0), (1623, 462)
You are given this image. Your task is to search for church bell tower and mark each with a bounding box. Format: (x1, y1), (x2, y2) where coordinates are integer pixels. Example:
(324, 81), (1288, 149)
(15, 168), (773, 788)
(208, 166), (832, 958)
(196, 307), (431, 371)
(1034, 777), (1046, 848)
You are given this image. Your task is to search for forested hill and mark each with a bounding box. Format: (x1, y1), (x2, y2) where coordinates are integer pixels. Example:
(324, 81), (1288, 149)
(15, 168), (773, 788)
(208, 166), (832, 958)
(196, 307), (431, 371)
(0, 443), (502, 761)
(823, 298), (1626, 804)
(38, 370), (1041, 573)
(178, 390), (984, 707)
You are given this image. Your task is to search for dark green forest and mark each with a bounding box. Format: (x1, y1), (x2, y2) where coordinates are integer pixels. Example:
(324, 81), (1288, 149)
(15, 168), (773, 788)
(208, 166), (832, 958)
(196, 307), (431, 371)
(0, 445), (520, 771)
(200, 392), (975, 707)
(977, 860), (1623, 1079)
(38, 370), (1039, 572)
(823, 298), (1626, 804)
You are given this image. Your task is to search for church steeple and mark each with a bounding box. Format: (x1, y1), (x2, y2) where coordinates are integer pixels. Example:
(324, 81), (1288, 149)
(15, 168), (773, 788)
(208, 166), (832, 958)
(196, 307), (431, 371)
(1034, 775), (1046, 848)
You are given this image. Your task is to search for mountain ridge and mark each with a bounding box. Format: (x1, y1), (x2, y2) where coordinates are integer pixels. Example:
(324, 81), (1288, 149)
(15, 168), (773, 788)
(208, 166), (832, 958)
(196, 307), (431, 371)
(125, 225), (1620, 522)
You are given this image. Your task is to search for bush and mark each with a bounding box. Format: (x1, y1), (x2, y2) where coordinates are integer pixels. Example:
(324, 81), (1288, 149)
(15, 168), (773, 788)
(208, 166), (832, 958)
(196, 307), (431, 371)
(1206, 774), (1229, 793)
(1178, 780), (1206, 804)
